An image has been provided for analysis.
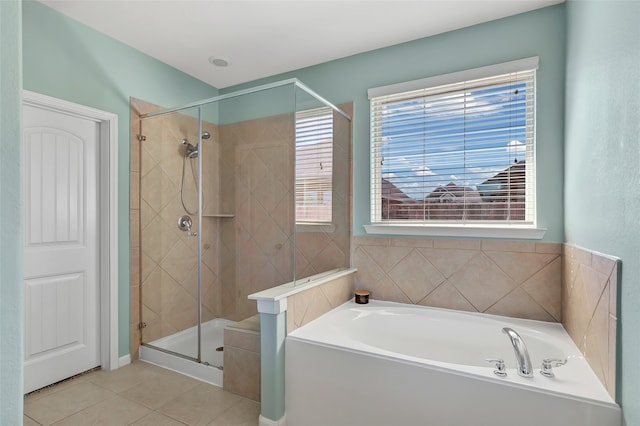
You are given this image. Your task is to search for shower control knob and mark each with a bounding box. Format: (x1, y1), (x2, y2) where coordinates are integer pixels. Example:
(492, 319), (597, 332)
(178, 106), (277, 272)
(177, 215), (192, 232)
(485, 358), (507, 377)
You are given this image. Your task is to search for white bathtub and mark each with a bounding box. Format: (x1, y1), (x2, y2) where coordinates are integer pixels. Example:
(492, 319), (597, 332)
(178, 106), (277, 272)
(285, 300), (621, 426)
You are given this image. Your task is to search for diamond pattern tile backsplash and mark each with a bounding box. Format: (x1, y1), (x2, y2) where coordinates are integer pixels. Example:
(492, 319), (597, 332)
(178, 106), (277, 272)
(352, 236), (562, 321)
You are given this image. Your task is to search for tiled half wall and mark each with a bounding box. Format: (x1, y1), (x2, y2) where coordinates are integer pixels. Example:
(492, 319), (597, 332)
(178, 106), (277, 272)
(563, 243), (619, 399)
(351, 236), (618, 399)
(286, 273), (355, 334)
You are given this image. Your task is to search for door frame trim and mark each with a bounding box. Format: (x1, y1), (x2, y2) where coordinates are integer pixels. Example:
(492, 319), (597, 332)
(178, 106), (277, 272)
(23, 90), (119, 371)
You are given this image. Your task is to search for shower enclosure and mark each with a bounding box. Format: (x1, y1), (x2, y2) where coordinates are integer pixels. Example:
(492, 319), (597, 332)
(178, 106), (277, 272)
(131, 79), (351, 386)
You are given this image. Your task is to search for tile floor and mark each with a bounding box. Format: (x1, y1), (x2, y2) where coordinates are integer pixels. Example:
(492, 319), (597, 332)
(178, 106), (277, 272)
(23, 361), (260, 426)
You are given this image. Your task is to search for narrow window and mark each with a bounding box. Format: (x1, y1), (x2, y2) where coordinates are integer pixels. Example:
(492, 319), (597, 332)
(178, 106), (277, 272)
(296, 107), (333, 223)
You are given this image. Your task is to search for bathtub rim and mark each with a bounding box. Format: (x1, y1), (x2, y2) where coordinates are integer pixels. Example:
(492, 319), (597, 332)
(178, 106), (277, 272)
(287, 299), (618, 409)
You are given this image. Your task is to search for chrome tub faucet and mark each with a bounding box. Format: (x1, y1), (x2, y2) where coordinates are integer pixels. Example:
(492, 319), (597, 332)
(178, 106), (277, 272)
(502, 327), (533, 377)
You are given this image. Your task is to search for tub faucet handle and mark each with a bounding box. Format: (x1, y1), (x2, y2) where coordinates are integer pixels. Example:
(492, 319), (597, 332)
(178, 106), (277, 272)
(485, 358), (507, 377)
(540, 358), (567, 378)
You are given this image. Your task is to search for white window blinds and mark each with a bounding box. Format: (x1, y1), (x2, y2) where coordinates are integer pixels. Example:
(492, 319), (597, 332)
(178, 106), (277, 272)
(369, 59), (537, 225)
(296, 107), (333, 223)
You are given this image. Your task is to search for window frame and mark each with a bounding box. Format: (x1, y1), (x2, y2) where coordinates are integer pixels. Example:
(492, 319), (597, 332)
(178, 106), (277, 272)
(366, 57), (546, 239)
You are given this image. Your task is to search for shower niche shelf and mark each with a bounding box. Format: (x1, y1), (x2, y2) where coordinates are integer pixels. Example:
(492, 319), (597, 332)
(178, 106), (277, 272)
(203, 213), (234, 218)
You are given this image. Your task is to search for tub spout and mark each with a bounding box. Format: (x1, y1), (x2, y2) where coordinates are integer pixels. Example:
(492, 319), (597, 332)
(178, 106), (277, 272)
(502, 327), (533, 377)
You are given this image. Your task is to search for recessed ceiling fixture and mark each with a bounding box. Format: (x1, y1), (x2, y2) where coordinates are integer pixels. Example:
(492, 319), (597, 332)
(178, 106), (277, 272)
(208, 56), (229, 67)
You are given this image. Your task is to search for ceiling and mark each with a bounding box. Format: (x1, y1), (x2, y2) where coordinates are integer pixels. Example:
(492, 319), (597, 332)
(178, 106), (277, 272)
(39, 0), (563, 89)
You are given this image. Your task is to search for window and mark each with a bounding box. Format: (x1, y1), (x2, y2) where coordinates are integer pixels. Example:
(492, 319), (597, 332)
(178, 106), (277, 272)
(369, 58), (538, 234)
(296, 107), (333, 223)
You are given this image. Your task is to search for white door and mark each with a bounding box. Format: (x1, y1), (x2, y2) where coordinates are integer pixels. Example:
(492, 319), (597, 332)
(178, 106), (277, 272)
(23, 103), (100, 393)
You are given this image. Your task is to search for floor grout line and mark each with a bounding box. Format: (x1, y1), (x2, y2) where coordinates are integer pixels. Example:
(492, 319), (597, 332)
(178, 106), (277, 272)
(24, 361), (259, 426)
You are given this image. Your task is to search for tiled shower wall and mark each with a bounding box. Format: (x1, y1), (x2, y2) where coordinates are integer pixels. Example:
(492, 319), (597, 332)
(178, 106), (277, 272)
(218, 105), (352, 322)
(352, 236), (618, 399)
(218, 114), (296, 322)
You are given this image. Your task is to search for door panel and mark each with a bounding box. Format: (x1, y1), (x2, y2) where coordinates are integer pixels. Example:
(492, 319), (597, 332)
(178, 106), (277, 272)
(25, 273), (84, 358)
(26, 130), (83, 245)
(23, 104), (100, 393)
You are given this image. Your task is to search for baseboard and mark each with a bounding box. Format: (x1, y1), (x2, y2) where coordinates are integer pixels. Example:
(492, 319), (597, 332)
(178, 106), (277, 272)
(118, 354), (131, 368)
(259, 414), (286, 426)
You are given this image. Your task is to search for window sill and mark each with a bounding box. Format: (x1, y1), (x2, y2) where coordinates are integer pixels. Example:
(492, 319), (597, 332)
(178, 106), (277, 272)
(296, 222), (336, 233)
(363, 224), (546, 240)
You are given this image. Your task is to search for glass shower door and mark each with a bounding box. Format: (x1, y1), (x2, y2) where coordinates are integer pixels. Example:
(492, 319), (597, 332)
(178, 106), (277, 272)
(138, 106), (202, 361)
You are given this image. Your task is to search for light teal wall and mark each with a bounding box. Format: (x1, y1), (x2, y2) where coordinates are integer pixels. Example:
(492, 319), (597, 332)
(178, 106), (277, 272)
(22, 0), (219, 358)
(223, 5), (566, 242)
(0, 1), (23, 424)
(564, 1), (640, 423)
(217, 82), (296, 124)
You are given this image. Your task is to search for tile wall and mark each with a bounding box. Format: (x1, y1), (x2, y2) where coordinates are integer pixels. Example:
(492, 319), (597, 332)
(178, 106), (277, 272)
(218, 113), (296, 322)
(218, 104), (352, 322)
(563, 243), (618, 399)
(223, 315), (261, 401)
(286, 272), (355, 333)
(352, 236), (562, 321)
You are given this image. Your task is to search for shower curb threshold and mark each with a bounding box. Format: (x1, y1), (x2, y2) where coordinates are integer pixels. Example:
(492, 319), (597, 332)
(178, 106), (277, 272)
(140, 345), (223, 388)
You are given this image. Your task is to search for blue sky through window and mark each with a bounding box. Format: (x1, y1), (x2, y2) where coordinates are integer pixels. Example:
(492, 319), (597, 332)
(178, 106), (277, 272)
(379, 80), (531, 199)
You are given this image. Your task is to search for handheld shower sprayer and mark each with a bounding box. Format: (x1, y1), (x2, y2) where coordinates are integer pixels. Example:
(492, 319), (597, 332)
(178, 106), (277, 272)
(178, 130), (212, 215)
(181, 138), (199, 158)
(180, 131), (210, 159)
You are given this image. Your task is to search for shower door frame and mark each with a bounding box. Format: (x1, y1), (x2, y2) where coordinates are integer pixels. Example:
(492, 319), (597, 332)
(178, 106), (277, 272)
(137, 105), (206, 365)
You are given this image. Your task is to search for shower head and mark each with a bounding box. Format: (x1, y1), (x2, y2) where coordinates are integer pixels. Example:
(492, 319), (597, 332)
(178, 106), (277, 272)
(186, 147), (199, 158)
(181, 138), (199, 158)
(180, 132), (209, 158)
